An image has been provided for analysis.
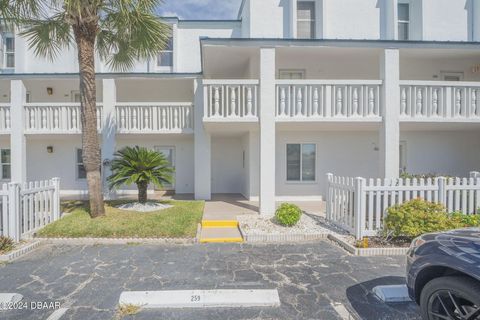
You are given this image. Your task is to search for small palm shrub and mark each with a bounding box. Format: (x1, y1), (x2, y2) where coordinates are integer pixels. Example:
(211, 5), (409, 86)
(275, 203), (302, 227)
(107, 146), (173, 204)
(0, 236), (14, 253)
(383, 199), (480, 240)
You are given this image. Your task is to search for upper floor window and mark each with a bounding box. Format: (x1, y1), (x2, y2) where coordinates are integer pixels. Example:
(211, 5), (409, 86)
(4, 35), (15, 69)
(297, 1), (316, 39)
(398, 3), (410, 40)
(157, 36), (173, 68)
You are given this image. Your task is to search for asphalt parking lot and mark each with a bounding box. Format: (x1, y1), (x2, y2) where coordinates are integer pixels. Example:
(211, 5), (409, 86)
(0, 241), (420, 319)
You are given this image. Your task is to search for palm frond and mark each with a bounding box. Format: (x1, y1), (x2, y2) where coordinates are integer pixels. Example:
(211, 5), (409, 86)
(20, 13), (73, 60)
(107, 146), (174, 191)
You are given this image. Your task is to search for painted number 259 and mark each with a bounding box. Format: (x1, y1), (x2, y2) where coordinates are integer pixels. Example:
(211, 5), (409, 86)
(191, 295), (201, 302)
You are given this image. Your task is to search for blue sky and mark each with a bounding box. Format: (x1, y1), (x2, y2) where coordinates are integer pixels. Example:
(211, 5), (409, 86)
(157, 0), (243, 20)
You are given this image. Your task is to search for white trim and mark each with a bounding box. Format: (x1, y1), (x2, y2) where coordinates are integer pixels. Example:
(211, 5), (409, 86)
(202, 79), (259, 85)
(276, 79), (383, 85)
(399, 80), (480, 87)
(115, 102), (192, 107)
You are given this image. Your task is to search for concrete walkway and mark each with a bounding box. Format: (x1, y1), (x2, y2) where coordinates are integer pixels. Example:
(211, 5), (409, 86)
(200, 194), (325, 243)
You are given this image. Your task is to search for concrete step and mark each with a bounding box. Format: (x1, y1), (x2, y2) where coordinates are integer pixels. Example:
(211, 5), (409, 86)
(202, 220), (238, 228)
(199, 227), (243, 243)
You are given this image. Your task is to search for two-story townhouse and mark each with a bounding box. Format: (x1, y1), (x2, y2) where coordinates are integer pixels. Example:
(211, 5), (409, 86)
(1, 0), (480, 216)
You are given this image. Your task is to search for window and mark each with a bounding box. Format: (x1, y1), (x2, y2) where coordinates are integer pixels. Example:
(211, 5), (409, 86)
(398, 3), (410, 40)
(157, 36), (173, 67)
(0, 149), (10, 180)
(441, 72), (463, 81)
(3, 35), (15, 69)
(76, 149), (86, 179)
(399, 141), (407, 174)
(286, 144), (316, 182)
(279, 69), (305, 79)
(297, 1), (315, 39)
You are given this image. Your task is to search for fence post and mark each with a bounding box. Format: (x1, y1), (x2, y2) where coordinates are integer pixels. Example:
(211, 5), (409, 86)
(438, 177), (447, 207)
(7, 182), (20, 242)
(326, 173), (333, 220)
(52, 178), (60, 220)
(354, 177), (366, 240)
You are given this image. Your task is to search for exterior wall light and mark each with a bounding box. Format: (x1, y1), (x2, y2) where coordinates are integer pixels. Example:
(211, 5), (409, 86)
(47, 146), (54, 153)
(47, 87), (53, 95)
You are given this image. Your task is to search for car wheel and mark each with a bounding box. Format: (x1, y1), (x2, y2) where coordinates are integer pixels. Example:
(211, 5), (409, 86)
(420, 276), (480, 320)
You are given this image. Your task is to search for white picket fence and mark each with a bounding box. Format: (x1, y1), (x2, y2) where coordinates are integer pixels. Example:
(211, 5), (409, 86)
(0, 178), (60, 241)
(326, 172), (480, 239)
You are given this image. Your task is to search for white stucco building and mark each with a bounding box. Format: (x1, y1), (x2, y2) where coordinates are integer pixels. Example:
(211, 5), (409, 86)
(2, 0), (480, 215)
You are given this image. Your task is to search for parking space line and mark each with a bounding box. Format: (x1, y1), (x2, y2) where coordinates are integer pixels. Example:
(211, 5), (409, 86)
(331, 302), (355, 320)
(45, 308), (68, 320)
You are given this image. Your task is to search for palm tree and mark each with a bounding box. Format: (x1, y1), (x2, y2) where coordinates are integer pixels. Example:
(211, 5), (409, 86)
(1, 0), (170, 217)
(108, 146), (173, 204)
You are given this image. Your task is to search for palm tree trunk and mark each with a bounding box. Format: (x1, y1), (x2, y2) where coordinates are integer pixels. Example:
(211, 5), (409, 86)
(73, 22), (105, 218)
(137, 182), (148, 204)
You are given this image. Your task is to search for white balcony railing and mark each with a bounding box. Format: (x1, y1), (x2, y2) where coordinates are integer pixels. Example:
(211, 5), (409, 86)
(115, 103), (194, 133)
(400, 81), (480, 121)
(24, 103), (102, 133)
(0, 104), (10, 133)
(276, 80), (382, 120)
(203, 80), (259, 120)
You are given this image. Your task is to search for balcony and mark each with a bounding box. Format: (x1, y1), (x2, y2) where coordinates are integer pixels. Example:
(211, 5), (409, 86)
(203, 80), (259, 122)
(24, 103), (102, 134)
(400, 81), (480, 122)
(276, 80), (383, 122)
(115, 103), (194, 134)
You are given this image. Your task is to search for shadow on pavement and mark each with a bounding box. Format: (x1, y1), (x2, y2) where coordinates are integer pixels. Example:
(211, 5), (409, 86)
(346, 276), (421, 320)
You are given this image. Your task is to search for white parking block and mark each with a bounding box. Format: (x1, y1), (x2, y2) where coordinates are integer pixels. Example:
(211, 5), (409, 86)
(0, 293), (23, 310)
(46, 308), (68, 320)
(119, 289), (281, 309)
(373, 285), (412, 303)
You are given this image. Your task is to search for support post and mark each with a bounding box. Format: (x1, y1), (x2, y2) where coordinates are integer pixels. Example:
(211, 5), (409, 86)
(102, 79), (117, 199)
(383, 0), (398, 40)
(379, 49), (400, 179)
(52, 177), (60, 220)
(7, 182), (20, 242)
(325, 173), (333, 220)
(437, 177), (447, 207)
(473, 0), (480, 41)
(10, 80), (27, 183)
(259, 48), (276, 216)
(354, 177), (366, 240)
(194, 79), (211, 200)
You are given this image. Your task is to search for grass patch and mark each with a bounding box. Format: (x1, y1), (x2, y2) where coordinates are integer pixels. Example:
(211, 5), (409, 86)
(115, 304), (143, 319)
(37, 200), (204, 239)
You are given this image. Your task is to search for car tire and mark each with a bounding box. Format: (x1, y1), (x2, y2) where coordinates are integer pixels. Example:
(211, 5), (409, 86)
(420, 276), (480, 320)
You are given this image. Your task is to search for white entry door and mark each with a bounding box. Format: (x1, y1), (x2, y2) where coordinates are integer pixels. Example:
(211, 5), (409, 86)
(154, 146), (175, 190)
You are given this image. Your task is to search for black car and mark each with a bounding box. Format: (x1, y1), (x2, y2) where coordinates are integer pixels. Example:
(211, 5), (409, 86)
(406, 228), (480, 320)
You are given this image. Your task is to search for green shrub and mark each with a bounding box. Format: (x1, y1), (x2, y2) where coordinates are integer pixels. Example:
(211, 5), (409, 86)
(447, 212), (480, 229)
(0, 236), (14, 253)
(275, 203), (302, 227)
(383, 199), (480, 240)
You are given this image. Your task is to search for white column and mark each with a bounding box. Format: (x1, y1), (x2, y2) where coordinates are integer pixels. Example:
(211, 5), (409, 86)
(379, 49), (400, 179)
(384, 0), (398, 40)
(259, 48), (276, 216)
(102, 79), (117, 199)
(194, 79), (211, 200)
(289, 0), (297, 38)
(10, 80), (26, 183)
(473, 0), (480, 41)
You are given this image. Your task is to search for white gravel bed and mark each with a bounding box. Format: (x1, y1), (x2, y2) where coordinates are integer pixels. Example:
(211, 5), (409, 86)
(116, 202), (172, 212)
(238, 213), (333, 236)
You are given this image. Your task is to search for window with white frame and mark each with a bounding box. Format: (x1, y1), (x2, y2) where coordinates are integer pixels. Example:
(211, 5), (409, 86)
(0, 149), (11, 180)
(76, 148), (86, 179)
(398, 3), (410, 40)
(286, 144), (316, 182)
(4, 34), (15, 69)
(157, 36), (173, 68)
(297, 1), (316, 39)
